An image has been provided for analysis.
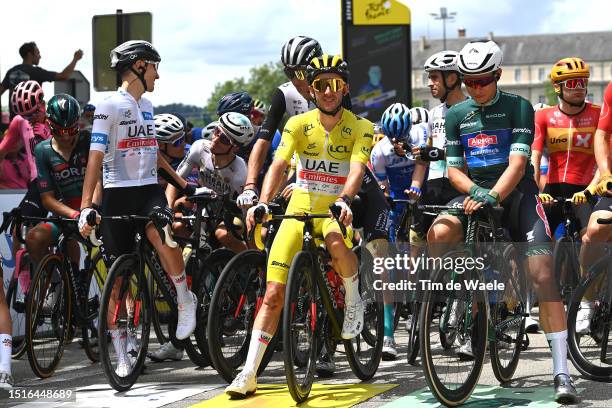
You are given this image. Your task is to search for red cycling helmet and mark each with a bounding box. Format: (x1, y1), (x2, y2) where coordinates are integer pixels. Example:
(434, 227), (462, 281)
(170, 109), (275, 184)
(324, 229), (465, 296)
(11, 80), (45, 116)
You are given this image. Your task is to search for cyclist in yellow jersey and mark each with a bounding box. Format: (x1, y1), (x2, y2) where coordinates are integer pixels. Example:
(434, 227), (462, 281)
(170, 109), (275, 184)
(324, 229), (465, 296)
(225, 55), (373, 398)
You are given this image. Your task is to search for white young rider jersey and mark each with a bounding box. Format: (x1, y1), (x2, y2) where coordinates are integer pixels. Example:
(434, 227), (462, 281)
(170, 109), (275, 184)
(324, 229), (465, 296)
(90, 88), (158, 188)
(427, 102), (449, 180)
(279, 81), (314, 117)
(176, 139), (247, 197)
(370, 124), (428, 197)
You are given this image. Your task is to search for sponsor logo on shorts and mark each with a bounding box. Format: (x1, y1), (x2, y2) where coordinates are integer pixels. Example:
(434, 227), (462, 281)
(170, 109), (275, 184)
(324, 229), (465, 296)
(271, 260), (290, 269)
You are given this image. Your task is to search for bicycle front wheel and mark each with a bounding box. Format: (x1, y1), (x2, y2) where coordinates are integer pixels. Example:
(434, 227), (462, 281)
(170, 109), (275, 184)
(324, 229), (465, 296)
(25, 254), (71, 378)
(98, 254), (151, 392)
(6, 275), (27, 359)
(283, 251), (318, 403)
(420, 254), (487, 407)
(81, 249), (104, 363)
(567, 258), (612, 381)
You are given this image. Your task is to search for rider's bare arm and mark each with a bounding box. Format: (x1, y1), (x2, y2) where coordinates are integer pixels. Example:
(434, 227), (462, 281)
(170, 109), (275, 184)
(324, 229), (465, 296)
(594, 128), (611, 176)
(245, 138), (271, 189)
(81, 150), (103, 209)
(259, 158), (289, 204)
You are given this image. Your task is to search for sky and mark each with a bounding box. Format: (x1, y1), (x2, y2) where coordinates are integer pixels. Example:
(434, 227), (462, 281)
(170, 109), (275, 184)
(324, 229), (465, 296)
(1, 0), (610, 108)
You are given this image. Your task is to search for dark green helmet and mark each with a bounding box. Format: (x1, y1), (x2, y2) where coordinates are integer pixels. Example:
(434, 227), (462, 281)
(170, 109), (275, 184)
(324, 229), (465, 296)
(47, 94), (80, 128)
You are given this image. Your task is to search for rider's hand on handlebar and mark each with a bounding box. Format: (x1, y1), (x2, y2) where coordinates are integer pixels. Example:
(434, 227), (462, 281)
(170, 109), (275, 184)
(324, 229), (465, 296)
(332, 199), (352, 226)
(594, 174), (612, 196)
(281, 183), (297, 201)
(236, 188), (259, 209)
(78, 207), (100, 238)
(538, 193), (555, 206)
(462, 196), (483, 215)
(572, 190), (589, 205)
(405, 186), (422, 201)
(246, 203), (269, 232)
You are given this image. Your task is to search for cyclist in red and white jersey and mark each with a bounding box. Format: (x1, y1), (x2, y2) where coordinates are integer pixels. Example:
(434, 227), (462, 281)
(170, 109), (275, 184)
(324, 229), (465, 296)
(78, 40), (198, 377)
(532, 58), (600, 241)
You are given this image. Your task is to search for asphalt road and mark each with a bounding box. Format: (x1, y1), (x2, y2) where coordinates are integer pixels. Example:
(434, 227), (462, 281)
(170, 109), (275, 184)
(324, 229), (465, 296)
(1, 309), (610, 408)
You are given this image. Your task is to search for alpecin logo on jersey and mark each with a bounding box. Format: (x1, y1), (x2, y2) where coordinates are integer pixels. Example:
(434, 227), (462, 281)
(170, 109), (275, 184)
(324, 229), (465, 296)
(468, 134), (498, 148)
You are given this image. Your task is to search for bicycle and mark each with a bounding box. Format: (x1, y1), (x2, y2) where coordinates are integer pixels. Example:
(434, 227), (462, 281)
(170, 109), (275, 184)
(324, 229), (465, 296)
(207, 198), (286, 383)
(567, 214), (612, 382)
(419, 204), (528, 407)
(0, 209), (35, 359)
(270, 204), (383, 403)
(548, 198), (582, 305)
(19, 215), (103, 378)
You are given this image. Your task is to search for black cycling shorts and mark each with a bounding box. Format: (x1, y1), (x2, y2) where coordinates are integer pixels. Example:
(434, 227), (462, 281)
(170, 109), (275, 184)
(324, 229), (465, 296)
(420, 177), (462, 234)
(543, 183), (591, 233)
(446, 178), (552, 257)
(100, 184), (168, 266)
(353, 166), (390, 242)
(18, 180), (46, 218)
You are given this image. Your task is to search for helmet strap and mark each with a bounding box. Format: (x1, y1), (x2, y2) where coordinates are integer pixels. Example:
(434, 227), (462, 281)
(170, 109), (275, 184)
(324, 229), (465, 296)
(129, 66), (148, 92)
(558, 85), (587, 108)
(440, 72), (459, 103)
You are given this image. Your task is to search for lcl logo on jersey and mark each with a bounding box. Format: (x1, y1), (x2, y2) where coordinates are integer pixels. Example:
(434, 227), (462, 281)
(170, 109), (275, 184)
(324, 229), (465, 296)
(327, 143), (351, 159)
(468, 134), (498, 148)
(303, 123), (314, 135)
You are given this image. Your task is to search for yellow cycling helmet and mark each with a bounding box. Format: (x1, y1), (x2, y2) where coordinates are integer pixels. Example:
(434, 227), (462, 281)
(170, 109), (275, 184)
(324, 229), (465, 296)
(550, 57), (590, 93)
(307, 54), (349, 83)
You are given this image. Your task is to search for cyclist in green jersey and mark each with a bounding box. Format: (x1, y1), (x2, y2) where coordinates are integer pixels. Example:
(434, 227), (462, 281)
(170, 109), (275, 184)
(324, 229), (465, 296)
(27, 94), (100, 272)
(430, 40), (577, 403)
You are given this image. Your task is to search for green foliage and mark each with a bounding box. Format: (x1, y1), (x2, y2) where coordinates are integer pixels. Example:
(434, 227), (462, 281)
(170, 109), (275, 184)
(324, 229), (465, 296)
(204, 61), (286, 117)
(155, 103), (204, 126)
(543, 80), (558, 106)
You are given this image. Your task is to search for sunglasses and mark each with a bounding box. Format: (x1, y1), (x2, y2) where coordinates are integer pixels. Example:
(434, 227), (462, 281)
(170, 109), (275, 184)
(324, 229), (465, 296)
(49, 122), (79, 137)
(172, 134), (185, 147)
(215, 128), (236, 147)
(463, 75), (497, 88)
(311, 78), (346, 93)
(561, 78), (587, 90)
(145, 60), (159, 71)
(284, 67), (307, 80)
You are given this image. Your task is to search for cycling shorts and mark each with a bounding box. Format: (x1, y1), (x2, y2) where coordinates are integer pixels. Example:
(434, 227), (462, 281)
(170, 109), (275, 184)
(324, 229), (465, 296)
(100, 184), (168, 266)
(18, 181), (46, 218)
(446, 178), (552, 257)
(267, 217), (353, 284)
(352, 166), (390, 242)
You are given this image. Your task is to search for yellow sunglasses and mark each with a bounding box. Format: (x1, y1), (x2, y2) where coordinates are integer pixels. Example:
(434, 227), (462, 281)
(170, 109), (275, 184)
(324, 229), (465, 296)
(311, 78), (346, 93)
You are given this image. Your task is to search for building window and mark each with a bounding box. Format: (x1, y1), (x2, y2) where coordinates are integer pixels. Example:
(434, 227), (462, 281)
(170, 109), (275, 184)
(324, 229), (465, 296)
(514, 69), (521, 83)
(422, 73), (428, 86)
(538, 95), (546, 104)
(538, 68), (546, 82)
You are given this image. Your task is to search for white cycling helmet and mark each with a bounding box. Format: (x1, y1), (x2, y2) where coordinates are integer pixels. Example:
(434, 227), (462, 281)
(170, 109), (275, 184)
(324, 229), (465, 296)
(533, 103), (550, 112)
(424, 51), (460, 72)
(154, 113), (184, 144)
(458, 40), (503, 75)
(201, 121), (218, 140)
(410, 107), (430, 125)
(218, 112), (254, 147)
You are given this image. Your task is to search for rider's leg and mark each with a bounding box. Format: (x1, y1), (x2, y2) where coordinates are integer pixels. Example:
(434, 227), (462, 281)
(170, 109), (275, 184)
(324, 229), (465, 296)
(215, 222), (247, 253)
(0, 269), (12, 380)
(25, 224), (53, 265)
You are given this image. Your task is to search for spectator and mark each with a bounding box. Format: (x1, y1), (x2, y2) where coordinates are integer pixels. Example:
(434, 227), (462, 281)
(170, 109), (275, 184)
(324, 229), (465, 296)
(0, 42), (83, 118)
(79, 103), (96, 136)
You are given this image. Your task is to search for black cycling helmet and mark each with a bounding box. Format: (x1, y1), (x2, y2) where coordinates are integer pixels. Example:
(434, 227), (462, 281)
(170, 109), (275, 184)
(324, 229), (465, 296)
(216, 91), (254, 116)
(281, 36), (323, 68)
(110, 40), (161, 71)
(47, 94), (80, 128)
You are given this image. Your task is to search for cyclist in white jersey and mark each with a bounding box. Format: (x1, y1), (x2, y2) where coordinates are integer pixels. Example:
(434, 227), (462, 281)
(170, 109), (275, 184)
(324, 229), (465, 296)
(413, 50), (466, 205)
(78, 41), (199, 377)
(167, 112), (254, 253)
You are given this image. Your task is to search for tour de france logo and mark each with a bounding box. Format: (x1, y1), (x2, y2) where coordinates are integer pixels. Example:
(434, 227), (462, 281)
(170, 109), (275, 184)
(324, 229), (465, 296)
(365, 0), (392, 20)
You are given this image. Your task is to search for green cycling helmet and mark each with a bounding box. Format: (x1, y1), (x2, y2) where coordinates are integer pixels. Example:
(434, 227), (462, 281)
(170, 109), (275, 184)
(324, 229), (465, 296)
(47, 94), (81, 128)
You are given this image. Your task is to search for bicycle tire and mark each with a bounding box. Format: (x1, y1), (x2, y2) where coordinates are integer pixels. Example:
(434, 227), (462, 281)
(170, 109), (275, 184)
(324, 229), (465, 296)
(567, 258), (612, 381)
(490, 243), (526, 383)
(283, 251), (318, 403)
(407, 301), (420, 365)
(98, 254), (151, 392)
(25, 254), (71, 378)
(207, 249), (266, 383)
(420, 257), (488, 407)
(187, 248), (235, 368)
(81, 250), (104, 363)
(148, 268), (172, 346)
(553, 237), (580, 305)
(6, 277), (27, 359)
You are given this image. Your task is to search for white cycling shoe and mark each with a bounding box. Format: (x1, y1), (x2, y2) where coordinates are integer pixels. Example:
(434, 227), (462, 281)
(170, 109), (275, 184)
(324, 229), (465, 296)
(576, 302), (595, 334)
(342, 300), (365, 339)
(115, 361), (131, 377)
(176, 291), (197, 340)
(225, 370), (257, 399)
(148, 341), (184, 362)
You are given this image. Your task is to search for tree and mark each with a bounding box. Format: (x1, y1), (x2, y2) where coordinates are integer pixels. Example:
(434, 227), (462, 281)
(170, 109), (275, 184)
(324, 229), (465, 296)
(543, 80), (557, 106)
(204, 62), (286, 117)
